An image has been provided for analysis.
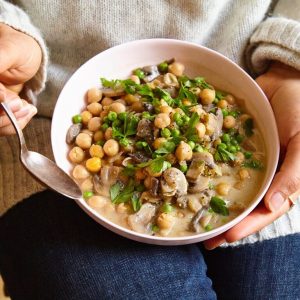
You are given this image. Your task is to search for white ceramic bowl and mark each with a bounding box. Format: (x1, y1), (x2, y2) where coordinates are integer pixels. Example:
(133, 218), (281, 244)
(51, 39), (279, 245)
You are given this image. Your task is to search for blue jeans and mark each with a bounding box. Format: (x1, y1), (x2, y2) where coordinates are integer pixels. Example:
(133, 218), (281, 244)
(0, 190), (299, 300)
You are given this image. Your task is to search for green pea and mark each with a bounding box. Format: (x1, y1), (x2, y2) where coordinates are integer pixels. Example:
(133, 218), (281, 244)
(161, 128), (171, 138)
(118, 112), (127, 121)
(162, 203), (173, 213)
(176, 119), (184, 126)
(171, 128), (180, 138)
(96, 140), (105, 146)
(228, 145), (237, 153)
(188, 141), (196, 150)
(173, 112), (181, 122)
(205, 224), (213, 231)
(101, 123), (109, 131)
(244, 151), (252, 159)
(136, 141), (147, 149)
(229, 111), (239, 118)
(72, 114), (82, 124)
(194, 144), (204, 152)
(151, 224), (159, 232)
(108, 111), (117, 121)
(221, 133), (230, 143)
(218, 143), (227, 150)
(133, 68), (145, 79)
(158, 62), (169, 73)
(83, 191), (93, 200)
(236, 134), (244, 143)
(179, 162), (188, 173)
(119, 138), (129, 147)
(235, 145), (241, 151)
(222, 109), (229, 117)
(231, 139), (239, 146)
(182, 115), (190, 124)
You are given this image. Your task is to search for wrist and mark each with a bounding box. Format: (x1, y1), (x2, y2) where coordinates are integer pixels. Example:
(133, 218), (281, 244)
(257, 61), (300, 99)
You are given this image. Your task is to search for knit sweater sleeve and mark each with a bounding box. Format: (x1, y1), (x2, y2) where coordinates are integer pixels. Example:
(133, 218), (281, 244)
(246, 0), (300, 76)
(0, 0), (48, 96)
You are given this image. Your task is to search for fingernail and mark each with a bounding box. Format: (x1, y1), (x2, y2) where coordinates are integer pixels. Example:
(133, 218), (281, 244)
(269, 192), (285, 211)
(8, 99), (23, 110)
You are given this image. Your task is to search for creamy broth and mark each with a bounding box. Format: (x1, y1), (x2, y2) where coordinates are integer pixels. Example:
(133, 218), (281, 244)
(66, 60), (266, 237)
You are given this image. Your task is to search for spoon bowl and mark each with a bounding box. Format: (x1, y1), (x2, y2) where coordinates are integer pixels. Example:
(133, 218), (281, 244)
(1, 101), (82, 200)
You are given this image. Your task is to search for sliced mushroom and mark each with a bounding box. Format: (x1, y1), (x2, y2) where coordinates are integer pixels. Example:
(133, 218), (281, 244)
(127, 203), (156, 234)
(192, 151), (222, 176)
(142, 65), (160, 82)
(161, 167), (188, 197)
(136, 119), (154, 144)
(101, 88), (125, 98)
(66, 123), (82, 144)
(128, 151), (151, 163)
(149, 177), (160, 196)
(140, 191), (161, 204)
(186, 160), (205, 183)
(190, 207), (206, 232)
(176, 195), (188, 208)
(188, 176), (210, 194)
(93, 165), (121, 196)
(205, 108), (223, 141)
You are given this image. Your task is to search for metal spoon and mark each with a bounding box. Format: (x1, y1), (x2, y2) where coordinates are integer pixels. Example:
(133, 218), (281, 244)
(0, 101), (82, 200)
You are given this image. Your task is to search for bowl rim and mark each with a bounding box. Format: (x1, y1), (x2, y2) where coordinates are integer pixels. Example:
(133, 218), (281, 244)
(51, 38), (280, 245)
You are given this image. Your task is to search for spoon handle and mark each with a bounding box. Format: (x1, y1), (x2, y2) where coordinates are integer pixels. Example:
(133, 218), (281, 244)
(0, 102), (28, 153)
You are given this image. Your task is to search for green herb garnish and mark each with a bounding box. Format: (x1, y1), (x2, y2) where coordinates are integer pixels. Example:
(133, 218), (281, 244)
(210, 196), (229, 216)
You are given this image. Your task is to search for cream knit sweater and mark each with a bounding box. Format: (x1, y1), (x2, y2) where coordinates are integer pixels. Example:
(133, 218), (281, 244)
(0, 0), (299, 246)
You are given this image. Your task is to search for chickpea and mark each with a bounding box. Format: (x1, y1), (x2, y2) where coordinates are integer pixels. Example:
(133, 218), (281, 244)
(88, 117), (101, 132)
(93, 130), (104, 142)
(190, 105), (205, 117)
(75, 132), (92, 149)
(182, 99), (192, 106)
(239, 169), (250, 180)
(72, 165), (90, 180)
(168, 62), (185, 76)
(109, 102), (126, 114)
(217, 99), (228, 109)
(144, 176), (152, 189)
(124, 94), (139, 105)
(157, 213), (175, 230)
(223, 115), (236, 129)
(87, 102), (102, 115)
(89, 144), (104, 158)
(188, 198), (202, 213)
(101, 97), (113, 106)
(81, 110), (92, 125)
(135, 169), (146, 181)
(100, 110), (108, 119)
(239, 114), (251, 123)
(81, 177), (93, 192)
(104, 127), (113, 140)
(153, 137), (167, 150)
(116, 203), (129, 214)
(216, 183), (231, 196)
(69, 146), (85, 163)
(131, 101), (144, 112)
(87, 195), (107, 209)
(160, 105), (173, 114)
(163, 73), (178, 86)
(195, 122), (206, 138)
(175, 141), (193, 161)
(225, 94), (235, 104)
(86, 157), (102, 173)
(103, 139), (119, 157)
(87, 87), (102, 103)
(129, 75), (140, 84)
(154, 113), (171, 129)
(234, 151), (245, 165)
(200, 88), (216, 105)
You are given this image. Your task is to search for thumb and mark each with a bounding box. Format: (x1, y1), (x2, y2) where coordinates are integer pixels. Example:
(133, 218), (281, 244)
(264, 132), (300, 211)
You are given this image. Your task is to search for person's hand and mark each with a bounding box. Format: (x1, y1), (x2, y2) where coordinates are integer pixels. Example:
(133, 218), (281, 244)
(204, 62), (300, 249)
(0, 23), (41, 135)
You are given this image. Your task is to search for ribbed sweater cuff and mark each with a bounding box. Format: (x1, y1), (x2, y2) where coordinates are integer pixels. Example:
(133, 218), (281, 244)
(0, 0), (48, 99)
(246, 17), (300, 76)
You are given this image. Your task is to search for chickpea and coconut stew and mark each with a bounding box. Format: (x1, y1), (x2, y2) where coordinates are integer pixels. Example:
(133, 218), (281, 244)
(66, 59), (265, 237)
